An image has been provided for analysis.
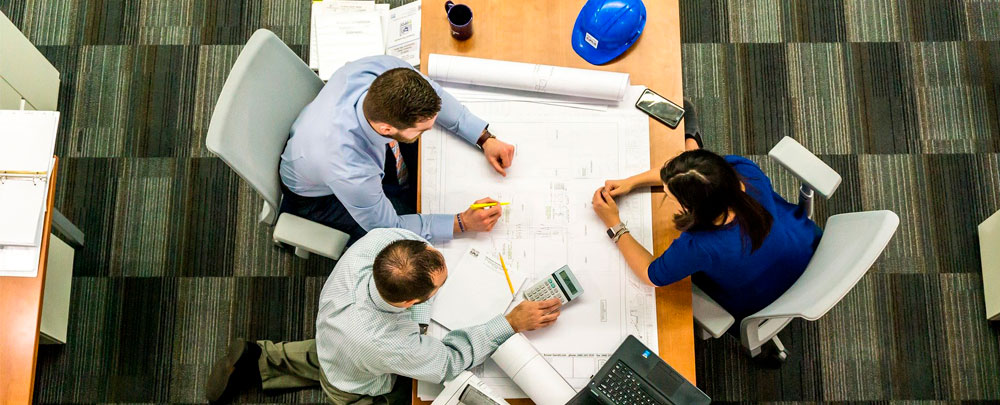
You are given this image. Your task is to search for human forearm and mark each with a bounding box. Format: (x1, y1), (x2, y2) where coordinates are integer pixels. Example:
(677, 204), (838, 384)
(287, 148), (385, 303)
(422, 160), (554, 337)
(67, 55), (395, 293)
(629, 167), (662, 188)
(615, 232), (656, 286)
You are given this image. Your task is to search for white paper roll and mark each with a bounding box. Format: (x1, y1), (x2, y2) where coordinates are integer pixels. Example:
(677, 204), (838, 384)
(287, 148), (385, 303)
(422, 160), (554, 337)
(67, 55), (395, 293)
(491, 333), (577, 405)
(428, 54), (630, 101)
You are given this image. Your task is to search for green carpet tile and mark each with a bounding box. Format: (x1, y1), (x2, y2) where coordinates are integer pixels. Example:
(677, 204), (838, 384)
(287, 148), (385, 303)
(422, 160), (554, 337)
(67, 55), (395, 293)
(0, 0), (998, 402)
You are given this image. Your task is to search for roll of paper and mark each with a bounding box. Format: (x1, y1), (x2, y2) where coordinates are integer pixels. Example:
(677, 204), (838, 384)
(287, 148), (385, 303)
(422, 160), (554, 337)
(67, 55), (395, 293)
(428, 54), (630, 101)
(491, 333), (576, 405)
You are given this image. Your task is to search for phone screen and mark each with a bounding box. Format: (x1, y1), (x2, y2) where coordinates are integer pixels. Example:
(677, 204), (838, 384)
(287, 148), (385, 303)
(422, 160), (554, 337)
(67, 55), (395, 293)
(635, 88), (684, 128)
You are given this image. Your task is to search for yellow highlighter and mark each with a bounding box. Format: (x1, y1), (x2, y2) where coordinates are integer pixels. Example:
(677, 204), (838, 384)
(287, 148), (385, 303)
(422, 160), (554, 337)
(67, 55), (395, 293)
(470, 202), (510, 209)
(499, 254), (515, 295)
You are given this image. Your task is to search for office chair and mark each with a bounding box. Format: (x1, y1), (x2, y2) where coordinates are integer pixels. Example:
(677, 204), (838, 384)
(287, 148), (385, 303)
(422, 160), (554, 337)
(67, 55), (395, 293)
(691, 137), (899, 361)
(205, 29), (350, 260)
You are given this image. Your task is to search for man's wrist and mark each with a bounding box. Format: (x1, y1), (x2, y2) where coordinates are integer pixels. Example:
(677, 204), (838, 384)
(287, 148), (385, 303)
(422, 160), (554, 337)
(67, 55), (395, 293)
(504, 313), (521, 333)
(476, 128), (495, 150)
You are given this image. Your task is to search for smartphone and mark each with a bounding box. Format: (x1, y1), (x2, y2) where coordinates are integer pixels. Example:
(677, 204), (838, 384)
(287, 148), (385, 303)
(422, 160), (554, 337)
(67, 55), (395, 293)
(635, 88), (685, 128)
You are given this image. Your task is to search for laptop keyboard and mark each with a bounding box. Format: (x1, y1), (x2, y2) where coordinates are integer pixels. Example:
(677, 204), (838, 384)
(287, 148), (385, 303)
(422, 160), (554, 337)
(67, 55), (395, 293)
(595, 361), (658, 405)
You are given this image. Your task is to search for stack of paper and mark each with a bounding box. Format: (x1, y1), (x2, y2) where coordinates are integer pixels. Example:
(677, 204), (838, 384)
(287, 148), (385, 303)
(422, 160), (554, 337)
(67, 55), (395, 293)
(310, 0), (422, 80)
(0, 110), (59, 278)
(431, 246), (526, 331)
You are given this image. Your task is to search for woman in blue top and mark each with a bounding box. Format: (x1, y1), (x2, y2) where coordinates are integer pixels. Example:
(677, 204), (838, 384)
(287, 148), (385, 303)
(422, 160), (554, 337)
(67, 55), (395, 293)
(591, 111), (821, 322)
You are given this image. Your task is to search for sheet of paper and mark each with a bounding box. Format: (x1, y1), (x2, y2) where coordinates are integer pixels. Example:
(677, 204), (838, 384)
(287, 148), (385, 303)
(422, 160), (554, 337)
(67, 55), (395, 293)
(431, 245), (526, 331)
(311, 1), (378, 71)
(0, 110), (59, 173)
(385, 0), (421, 66)
(316, 9), (384, 80)
(0, 180), (47, 246)
(418, 85), (658, 399)
(428, 54), (630, 102)
(0, 189), (46, 277)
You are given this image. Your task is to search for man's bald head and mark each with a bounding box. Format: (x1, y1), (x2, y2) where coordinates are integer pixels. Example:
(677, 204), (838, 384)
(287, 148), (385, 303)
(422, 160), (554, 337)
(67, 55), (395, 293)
(372, 239), (446, 304)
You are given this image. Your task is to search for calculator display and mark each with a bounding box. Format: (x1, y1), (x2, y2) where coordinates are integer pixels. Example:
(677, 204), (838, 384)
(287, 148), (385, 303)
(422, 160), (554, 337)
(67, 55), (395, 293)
(558, 270), (578, 295)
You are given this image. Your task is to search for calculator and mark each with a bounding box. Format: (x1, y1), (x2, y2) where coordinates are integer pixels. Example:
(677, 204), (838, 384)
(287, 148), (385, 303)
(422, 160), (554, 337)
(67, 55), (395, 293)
(523, 265), (584, 304)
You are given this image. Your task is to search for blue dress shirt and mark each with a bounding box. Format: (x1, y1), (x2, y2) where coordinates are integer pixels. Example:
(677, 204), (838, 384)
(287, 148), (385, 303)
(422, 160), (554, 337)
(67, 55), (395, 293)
(279, 56), (489, 242)
(647, 156), (822, 321)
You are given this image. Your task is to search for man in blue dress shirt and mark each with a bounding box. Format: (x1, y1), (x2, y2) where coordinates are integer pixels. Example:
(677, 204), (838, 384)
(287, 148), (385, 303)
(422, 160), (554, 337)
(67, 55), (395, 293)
(279, 55), (515, 244)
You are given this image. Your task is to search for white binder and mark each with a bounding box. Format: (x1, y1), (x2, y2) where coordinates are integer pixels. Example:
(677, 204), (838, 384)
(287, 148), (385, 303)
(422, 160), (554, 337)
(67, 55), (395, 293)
(0, 110), (59, 277)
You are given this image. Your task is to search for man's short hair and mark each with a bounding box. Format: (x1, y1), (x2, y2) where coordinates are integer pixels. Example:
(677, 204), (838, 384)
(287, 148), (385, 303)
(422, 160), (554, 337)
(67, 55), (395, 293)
(373, 239), (445, 303)
(363, 68), (442, 129)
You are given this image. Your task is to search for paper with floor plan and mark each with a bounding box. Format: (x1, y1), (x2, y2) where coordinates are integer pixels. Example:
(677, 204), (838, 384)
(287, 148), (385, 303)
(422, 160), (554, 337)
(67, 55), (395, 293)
(428, 54), (631, 101)
(418, 85), (658, 399)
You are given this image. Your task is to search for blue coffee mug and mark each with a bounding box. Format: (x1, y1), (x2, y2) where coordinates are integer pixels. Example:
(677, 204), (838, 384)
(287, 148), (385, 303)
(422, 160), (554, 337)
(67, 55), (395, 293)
(445, 1), (473, 40)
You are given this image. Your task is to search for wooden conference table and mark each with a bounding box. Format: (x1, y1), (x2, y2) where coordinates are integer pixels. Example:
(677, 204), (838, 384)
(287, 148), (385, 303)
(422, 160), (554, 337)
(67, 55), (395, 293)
(0, 157), (58, 404)
(415, 0), (691, 402)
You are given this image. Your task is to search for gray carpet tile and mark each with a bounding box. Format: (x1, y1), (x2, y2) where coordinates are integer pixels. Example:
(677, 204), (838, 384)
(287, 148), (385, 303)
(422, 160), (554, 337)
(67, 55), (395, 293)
(1, 0), (998, 402)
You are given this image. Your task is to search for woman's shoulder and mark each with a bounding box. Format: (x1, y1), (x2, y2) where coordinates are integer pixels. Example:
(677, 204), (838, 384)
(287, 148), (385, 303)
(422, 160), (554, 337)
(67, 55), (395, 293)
(723, 155), (764, 176)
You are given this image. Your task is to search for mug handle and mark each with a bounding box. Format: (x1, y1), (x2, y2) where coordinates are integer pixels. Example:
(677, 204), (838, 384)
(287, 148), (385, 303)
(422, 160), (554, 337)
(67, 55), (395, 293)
(445, 0), (454, 12)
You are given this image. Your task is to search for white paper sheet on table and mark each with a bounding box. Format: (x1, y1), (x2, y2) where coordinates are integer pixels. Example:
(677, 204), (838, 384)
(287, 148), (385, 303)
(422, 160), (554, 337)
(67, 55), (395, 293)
(428, 54), (631, 101)
(310, 1), (377, 71)
(417, 85), (658, 400)
(385, 0), (421, 66)
(316, 9), (384, 80)
(431, 245), (526, 331)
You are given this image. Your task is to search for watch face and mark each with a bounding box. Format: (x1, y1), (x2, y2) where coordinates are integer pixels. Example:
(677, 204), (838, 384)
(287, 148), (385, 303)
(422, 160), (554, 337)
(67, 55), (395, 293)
(607, 228), (616, 238)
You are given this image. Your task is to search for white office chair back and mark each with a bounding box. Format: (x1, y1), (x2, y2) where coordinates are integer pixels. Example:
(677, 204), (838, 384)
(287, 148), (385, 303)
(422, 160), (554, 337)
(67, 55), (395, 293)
(205, 29), (323, 224)
(740, 210), (900, 352)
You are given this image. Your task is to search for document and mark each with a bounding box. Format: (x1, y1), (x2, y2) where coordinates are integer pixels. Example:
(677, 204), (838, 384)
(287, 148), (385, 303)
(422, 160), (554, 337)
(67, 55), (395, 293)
(316, 8), (384, 80)
(310, 0), (421, 73)
(428, 54), (631, 101)
(432, 246), (526, 331)
(385, 1), (421, 66)
(418, 85), (658, 399)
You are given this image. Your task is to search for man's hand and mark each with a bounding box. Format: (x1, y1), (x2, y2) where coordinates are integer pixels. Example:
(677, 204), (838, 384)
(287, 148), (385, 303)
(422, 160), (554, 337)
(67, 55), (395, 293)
(505, 298), (562, 333)
(459, 197), (503, 232)
(604, 178), (634, 197)
(592, 187), (622, 227)
(482, 137), (515, 177)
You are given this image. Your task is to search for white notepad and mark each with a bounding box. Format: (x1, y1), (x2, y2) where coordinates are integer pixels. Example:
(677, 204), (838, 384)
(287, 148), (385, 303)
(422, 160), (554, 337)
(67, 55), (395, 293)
(431, 246), (526, 331)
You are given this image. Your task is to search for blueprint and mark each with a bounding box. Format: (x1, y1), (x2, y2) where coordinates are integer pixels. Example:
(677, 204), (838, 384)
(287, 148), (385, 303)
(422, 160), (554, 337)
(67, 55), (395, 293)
(418, 85), (658, 399)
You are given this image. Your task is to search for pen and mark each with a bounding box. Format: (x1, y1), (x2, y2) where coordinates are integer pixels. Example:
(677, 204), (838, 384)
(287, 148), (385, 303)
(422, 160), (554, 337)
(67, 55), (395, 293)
(469, 202), (510, 209)
(499, 254), (515, 295)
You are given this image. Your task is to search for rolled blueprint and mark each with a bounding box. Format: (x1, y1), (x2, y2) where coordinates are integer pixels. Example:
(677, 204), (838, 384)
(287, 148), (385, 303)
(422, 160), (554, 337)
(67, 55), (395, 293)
(428, 54), (630, 101)
(491, 333), (576, 405)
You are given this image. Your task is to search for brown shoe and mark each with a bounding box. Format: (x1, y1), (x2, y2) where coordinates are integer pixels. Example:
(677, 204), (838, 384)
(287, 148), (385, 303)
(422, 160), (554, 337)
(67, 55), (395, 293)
(206, 339), (261, 402)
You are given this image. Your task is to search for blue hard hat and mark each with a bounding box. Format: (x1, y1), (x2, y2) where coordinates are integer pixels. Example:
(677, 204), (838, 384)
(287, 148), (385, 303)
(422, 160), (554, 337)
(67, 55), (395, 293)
(571, 0), (647, 65)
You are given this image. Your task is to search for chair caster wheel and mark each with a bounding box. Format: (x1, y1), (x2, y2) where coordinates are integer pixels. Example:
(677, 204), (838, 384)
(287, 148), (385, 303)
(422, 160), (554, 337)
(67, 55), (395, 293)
(776, 349), (788, 362)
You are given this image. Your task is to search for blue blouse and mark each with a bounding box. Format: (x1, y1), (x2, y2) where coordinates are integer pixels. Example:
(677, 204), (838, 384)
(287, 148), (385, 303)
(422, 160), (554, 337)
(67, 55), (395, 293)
(647, 155), (821, 321)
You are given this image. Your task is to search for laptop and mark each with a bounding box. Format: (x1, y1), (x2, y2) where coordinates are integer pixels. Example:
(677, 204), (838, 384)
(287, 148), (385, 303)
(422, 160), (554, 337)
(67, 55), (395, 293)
(567, 335), (711, 405)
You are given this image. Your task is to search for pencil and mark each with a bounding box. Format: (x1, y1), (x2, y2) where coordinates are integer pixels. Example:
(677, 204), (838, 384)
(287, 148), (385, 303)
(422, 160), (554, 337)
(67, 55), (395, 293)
(499, 254), (514, 295)
(469, 202), (510, 209)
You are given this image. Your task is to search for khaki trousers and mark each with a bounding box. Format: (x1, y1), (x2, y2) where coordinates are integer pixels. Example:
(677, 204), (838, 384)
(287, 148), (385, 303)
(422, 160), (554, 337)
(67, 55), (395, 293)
(255, 339), (411, 405)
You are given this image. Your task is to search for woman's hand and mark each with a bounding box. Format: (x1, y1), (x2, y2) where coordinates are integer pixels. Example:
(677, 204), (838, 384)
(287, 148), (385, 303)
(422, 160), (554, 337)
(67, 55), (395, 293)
(592, 187), (622, 227)
(603, 178), (633, 197)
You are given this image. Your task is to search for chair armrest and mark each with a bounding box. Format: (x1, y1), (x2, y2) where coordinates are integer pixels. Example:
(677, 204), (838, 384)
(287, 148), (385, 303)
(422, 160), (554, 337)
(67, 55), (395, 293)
(272, 213), (350, 260)
(692, 284), (735, 339)
(768, 137), (841, 198)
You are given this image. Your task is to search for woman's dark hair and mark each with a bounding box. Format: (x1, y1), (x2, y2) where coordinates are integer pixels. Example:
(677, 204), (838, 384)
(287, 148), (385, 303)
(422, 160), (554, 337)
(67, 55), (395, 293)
(660, 150), (773, 251)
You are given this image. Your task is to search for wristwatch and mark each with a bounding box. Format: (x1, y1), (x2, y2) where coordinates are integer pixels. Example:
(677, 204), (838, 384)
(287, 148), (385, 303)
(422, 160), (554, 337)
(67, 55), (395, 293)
(607, 222), (628, 241)
(476, 127), (495, 150)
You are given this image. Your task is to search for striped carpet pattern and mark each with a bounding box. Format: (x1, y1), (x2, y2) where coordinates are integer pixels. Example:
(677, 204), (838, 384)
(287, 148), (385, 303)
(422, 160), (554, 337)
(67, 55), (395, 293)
(0, 0), (998, 402)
